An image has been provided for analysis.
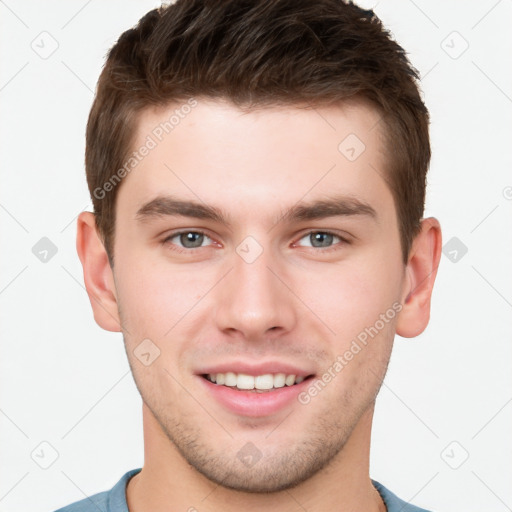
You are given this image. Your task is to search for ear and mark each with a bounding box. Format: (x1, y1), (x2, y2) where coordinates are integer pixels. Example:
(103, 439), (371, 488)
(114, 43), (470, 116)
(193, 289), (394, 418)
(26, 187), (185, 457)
(76, 211), (122, 332)
(396, 217), (442, 338)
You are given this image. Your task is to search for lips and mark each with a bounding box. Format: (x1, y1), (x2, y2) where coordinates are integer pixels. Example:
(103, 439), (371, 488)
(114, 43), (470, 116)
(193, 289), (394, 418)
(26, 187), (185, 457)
(195, 361), (316, 417)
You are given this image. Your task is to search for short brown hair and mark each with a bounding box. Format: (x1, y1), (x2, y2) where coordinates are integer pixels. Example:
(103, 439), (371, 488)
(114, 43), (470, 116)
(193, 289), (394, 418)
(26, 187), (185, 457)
(86, 0), (430, 266)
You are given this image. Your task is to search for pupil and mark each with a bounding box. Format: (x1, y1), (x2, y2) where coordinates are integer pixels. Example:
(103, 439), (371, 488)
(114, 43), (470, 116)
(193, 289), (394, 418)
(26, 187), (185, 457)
(311, 232), (332, 247)
(181, 232), (203, 248)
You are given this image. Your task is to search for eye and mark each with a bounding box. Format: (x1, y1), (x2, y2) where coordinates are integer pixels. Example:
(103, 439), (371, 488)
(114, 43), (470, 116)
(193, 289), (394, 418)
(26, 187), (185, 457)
(295, 231), (348, 250)
(163, 230), (214, 251)
(161, 229), (349, 254)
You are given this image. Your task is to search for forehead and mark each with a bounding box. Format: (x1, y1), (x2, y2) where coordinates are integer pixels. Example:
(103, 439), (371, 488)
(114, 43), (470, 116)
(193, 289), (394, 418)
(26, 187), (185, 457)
(116, 98), (393, 226)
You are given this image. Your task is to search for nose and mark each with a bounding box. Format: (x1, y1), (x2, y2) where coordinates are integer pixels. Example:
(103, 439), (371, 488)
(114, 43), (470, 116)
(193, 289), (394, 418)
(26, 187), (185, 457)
(213, 241), (297, 342)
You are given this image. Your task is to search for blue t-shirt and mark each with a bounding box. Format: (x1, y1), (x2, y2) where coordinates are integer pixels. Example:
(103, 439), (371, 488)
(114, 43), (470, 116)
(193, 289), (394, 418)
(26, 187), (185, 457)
(54, 469), (432, 512)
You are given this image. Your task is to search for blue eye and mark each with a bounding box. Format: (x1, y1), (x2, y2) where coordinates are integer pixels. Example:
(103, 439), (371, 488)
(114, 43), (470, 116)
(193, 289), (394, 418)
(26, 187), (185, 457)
(296, 231), (346, 249)
(164, 231), (212, 250)
(162, 229), (349, 254)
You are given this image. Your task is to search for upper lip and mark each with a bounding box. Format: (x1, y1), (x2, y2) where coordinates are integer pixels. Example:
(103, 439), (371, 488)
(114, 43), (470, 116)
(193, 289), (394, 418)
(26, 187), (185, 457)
(196, 360), (315, 378)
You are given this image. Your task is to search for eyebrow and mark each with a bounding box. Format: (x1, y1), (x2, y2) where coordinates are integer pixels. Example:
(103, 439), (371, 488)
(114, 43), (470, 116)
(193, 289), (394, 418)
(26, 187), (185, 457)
(135, 194), (378, 227)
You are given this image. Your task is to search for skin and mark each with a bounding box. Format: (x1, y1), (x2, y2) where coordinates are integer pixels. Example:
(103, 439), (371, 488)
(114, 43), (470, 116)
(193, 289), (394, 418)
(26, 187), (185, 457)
(77, 98), (442, 512)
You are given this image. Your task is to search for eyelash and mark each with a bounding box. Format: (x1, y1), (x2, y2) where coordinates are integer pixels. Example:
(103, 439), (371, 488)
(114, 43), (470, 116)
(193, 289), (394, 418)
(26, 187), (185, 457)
(161, 230), (350, 254)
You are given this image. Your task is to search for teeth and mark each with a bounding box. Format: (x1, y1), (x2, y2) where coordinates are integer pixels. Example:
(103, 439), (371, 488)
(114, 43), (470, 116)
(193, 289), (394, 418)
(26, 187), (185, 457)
(205, 372), (306, 390)
(255, 374), (274, 390)
(285, 374), (296, 386)
(273, 373), (286, 388)
(237, 374), (255, 390)
(224, 372), (237, 387)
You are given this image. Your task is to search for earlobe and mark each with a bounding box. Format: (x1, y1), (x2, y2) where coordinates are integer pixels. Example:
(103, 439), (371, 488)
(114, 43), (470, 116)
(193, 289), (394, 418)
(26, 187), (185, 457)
(76, 212), (122, 332)
(396, 217), (442, 338)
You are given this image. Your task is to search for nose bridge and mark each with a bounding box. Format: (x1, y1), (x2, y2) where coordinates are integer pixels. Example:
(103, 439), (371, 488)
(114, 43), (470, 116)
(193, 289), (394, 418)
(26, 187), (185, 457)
(214, 236), (296, 338)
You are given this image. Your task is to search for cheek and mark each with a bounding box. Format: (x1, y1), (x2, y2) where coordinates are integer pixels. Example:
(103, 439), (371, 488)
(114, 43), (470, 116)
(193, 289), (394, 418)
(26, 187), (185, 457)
(299, 253), (403, 342)
(114, 254), (213, 340)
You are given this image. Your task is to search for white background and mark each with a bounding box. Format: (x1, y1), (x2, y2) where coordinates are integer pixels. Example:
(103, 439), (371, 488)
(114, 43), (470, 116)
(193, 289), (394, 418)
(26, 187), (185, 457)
(1, 1), (511, 511)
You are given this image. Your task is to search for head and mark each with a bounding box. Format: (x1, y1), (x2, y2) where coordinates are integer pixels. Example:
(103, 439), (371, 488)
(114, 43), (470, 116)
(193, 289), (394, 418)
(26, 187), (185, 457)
(78, 0), (441, 494)
(87, 0), (430, 267)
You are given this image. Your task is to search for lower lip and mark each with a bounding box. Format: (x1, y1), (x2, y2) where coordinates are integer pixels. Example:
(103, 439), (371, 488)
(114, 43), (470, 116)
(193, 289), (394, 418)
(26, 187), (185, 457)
(198, 376), (313, 417)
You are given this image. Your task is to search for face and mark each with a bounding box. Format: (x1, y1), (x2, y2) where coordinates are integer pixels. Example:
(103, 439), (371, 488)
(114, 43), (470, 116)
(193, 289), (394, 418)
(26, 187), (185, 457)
(111, 98), (407, 492)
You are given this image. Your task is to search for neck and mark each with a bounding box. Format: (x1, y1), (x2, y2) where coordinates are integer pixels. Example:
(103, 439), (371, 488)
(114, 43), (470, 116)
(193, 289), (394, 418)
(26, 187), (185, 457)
(126, 403), (386, 512)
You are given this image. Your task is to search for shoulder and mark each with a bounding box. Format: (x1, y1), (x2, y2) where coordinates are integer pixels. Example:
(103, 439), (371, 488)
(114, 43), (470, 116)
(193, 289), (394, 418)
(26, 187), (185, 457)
(53, 490), (110, 512)
(372, 479), (433, 512)
(52, 469), (142, 512)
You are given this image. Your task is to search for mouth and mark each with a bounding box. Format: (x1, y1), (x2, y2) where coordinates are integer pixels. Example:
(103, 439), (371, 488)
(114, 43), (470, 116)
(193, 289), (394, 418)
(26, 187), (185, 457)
(201, 372), (312, 392)
(195, 361), (316, 417)
(197, 370), (315, 417)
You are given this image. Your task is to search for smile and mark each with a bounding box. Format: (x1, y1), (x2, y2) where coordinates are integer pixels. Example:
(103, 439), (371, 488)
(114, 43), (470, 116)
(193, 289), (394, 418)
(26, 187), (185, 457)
(204, 372), (306, 392)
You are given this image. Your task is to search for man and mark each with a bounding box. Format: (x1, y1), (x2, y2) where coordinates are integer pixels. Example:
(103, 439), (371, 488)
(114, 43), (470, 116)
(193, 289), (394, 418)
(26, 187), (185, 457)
(58, 0), (442, 510)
